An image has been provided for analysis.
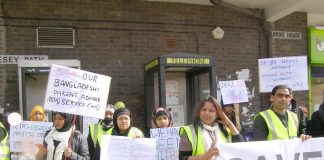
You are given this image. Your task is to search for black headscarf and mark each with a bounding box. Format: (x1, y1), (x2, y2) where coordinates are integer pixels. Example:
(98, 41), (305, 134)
(53, 112), (75, 132)
(112, 108), (132, 135)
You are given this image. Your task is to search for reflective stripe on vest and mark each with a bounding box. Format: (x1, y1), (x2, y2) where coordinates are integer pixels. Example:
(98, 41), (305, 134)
(0, 123), (10, 160)
(90, 123), (109, 147)
(259, 109), (298, 140)
(180, 124), (230, 156)
(107, 127), (143, 138)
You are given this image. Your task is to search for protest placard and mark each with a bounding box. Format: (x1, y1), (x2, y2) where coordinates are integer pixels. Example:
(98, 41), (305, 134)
(100, 135), (156, 160)
(150, 127), (180, 160)
(219, 80), (249, 105)
(258, 56), (308, 93)
(44, 64), (111, 119)
(218, 137), (324, 160)
(82, 116), (99, 136)
(9, 121), (52, 152)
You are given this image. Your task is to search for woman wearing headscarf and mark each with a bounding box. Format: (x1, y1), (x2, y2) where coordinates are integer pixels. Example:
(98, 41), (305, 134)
(179, 96), (244, 160)
(107, 108), (144, 138)
(151, 107), (173, 128)
(29, 105), (45, 122)
(36, 112), (89, 160)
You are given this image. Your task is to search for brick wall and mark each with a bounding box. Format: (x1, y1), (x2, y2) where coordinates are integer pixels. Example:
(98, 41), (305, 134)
(0, 0), (308, 131)
(0, 0), (7, 111)
(271, 12), (309, 107)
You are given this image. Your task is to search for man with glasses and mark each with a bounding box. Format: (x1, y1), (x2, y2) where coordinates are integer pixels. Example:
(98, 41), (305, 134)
(253, 85), (310, 141)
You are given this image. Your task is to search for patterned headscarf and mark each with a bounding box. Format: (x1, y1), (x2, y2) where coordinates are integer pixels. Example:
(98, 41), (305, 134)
(151, 107), (173, 128)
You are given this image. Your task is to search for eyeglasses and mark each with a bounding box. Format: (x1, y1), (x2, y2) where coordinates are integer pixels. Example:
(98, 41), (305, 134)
(275, 93), (291, 99)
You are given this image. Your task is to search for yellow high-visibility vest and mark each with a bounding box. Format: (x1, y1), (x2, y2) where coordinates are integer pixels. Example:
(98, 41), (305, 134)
(257, 109), (298, 140)
(180, 124), (230, 156)
(89, 123), (110, 147)
(0, 122), (10, 160)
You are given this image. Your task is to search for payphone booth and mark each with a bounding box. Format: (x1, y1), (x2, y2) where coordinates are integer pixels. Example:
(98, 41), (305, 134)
(18, 60), (80, 123)
(144, 53), (217, 129)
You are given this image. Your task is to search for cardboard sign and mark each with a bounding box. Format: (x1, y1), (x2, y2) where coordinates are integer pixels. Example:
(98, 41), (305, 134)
(44, 64), (111, 119)
(9, 121), (52, 152)
(258, 56), (308, 93)
(100, 135), (156, 160)
(219, 80), (249, 105)
(150, 127), (180, 160)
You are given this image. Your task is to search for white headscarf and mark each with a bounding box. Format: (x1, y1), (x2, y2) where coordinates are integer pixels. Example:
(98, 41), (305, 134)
(201, 122), (222, 160)
(44, 126), (73, 160)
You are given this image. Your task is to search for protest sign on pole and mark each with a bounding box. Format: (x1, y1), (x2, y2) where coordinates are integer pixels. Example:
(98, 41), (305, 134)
(218, 138), (324, 160)
(258, 56), (308, 93)
(150, 127), (180, 160)
(44, 64), (111, 119)
(100, 135), (156, 160)
(9, 121), (53, 152)
(219, 80), (249, 105)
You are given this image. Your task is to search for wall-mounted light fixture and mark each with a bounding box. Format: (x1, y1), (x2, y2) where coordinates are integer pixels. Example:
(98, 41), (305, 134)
(212, 27), (224, 39)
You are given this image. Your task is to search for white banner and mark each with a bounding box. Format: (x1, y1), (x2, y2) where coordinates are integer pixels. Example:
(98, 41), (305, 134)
(258, 56), (308, 93)
(100, 135), (156, 160)
(150, 127), (180, 160)
(9, 121), (52, 152)
(44, 64), (111, 119)
(219, 80), (249, 105)
(218, 138), (324, 160)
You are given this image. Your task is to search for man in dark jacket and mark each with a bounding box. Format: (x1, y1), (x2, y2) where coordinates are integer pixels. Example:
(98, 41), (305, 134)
(289, 98), (308, 136)
(310, 102), (324, 137)
(87, 104), (115, 160)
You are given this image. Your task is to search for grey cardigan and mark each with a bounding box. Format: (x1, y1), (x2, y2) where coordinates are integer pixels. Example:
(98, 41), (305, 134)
(43, 130), (90, 160)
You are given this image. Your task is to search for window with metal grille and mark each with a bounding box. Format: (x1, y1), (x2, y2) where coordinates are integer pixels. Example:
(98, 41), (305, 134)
(36, 27), (75, 48)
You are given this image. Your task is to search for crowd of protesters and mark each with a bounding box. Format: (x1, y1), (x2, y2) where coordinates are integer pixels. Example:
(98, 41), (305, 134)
(1, 85), (323, 160)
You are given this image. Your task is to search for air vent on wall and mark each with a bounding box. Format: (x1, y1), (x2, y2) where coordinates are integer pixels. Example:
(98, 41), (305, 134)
(36, 27), (75, 48)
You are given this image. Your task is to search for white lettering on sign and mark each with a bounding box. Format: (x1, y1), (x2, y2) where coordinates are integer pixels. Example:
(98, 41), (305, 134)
(272, 31), (302, 40)
(0, 55), (48, 64)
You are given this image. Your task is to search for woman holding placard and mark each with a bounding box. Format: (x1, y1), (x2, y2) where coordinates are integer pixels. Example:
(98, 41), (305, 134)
(107, 108), (144, 138)
(151, 107), (173, 128)
(179, 96), (244, 160)
(36, 112), (89, 160)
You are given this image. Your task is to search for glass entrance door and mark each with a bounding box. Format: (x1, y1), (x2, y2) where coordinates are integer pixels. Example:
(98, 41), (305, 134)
(311, 66), (324, 112)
